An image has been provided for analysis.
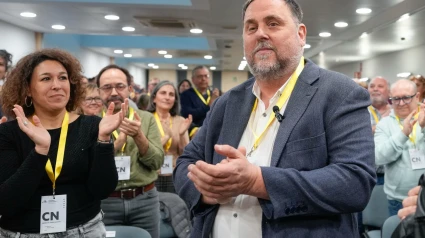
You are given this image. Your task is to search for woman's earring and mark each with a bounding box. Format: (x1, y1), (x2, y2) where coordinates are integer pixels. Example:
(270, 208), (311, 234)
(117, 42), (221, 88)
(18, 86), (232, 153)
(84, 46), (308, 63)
(25, 96), (33, 107)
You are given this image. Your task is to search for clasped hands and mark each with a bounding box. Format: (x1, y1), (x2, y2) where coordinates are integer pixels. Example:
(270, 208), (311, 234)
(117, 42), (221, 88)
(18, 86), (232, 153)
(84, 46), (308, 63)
(403, 103), (425, 136)
(101, 99), (143, 150)
(187, 145), (263, 205)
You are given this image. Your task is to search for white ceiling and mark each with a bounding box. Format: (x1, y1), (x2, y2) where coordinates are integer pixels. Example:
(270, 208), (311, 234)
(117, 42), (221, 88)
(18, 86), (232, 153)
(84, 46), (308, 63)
(0, 0), (424, 71)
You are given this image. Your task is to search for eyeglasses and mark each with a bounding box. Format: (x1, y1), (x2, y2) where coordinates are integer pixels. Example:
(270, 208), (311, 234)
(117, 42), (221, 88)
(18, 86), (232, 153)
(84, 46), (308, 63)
(84, 97), (102, 104)
(389, 94), (416, 105)
(99, 84), (128, 94)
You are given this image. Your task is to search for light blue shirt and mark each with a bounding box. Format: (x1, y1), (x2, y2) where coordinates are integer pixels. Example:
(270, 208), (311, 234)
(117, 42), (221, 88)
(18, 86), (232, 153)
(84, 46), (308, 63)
(375, 111), (425, 201)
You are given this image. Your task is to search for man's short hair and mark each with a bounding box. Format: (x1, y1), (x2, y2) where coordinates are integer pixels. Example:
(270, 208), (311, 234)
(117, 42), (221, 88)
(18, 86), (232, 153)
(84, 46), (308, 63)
(242, 0), (303, 23)
(96, 64), (132, 86)
(192, 65), (209, 77)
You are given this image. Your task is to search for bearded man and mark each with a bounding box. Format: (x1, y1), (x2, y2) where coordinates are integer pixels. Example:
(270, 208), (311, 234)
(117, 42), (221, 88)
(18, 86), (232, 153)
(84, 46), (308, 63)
(173, 0), (376, 237)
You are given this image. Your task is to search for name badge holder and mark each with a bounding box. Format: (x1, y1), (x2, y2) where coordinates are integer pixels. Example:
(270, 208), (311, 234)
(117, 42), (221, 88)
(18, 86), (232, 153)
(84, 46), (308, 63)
(161, 155), (173, 174)
(40, 195), (67, 234)
(115, 156), (131, 180)
(409, 149), (425, 170)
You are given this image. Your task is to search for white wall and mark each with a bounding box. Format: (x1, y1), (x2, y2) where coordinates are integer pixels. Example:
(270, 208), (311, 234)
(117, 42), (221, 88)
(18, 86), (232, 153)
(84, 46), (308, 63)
(128, 64), (147, 87)
(331, 43), (425, 83)
(79, 50), (110, 78)
(0, 20), (35, 65)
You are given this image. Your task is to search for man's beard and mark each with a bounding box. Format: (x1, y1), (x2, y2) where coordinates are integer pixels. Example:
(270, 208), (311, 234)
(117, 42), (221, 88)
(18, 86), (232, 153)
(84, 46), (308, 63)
(371, 96), (387, 105)
(246, 42), (299, 81)
(106, 95), (124, 112)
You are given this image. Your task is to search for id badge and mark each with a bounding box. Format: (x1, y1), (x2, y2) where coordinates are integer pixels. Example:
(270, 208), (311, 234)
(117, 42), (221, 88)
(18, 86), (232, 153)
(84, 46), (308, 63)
(40, 195), (67, 234)
(160, 155), (173, 175)
(115, 156), (131, 180)
(409, 149), (425, 170)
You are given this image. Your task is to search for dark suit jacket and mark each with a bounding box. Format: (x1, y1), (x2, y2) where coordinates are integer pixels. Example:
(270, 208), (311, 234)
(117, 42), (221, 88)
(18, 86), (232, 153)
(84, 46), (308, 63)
(174, 59), (376, 238)
(180, 88), (210, 127)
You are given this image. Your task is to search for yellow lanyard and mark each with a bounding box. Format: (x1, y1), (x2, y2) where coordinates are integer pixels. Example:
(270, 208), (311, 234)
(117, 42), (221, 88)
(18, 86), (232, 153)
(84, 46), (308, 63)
(102, 107), (134, 154)
(153, 112), (173, 152)
(193, 88), (211, 105)
(45, 111), (69, 195)
(369, 106), (379, 124)
(247, 57), (305, 156)
(396, 109), (419, 147)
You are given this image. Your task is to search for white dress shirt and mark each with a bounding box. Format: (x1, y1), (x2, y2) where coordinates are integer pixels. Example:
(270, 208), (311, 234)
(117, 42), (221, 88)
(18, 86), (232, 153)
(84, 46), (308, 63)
(212, 80), (289, 238)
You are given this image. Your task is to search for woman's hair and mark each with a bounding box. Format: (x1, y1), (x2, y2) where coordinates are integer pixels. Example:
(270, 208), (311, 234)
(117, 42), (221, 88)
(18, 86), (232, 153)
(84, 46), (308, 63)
(0, 49), (13, 72)
(410, 74), (425, 99)
(1, 48), (84, 118)
(177, 79), (192, 92)
(146, 81), (180, 116)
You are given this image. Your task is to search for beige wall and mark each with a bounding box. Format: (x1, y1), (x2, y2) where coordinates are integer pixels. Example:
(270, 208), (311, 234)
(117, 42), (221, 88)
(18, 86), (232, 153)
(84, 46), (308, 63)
(148, 69), (178, 85)
(222, 71), (249, 92)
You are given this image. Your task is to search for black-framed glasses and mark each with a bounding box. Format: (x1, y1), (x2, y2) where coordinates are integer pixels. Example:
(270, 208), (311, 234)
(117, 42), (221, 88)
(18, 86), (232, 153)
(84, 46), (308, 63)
(84, 97), (102, 104)
(99, 84), (128, 94)
(389, 94), (416, 105)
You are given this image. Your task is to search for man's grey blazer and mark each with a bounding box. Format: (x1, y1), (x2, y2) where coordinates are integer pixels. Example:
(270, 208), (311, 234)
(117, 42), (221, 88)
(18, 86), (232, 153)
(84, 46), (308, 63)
(173, 59), (376, 238)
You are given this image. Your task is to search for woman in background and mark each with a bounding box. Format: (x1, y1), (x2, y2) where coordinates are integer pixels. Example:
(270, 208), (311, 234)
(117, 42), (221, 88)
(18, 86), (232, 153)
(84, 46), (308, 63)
(0, 50), (12, 81)
(410, 74), (425, 103)
(78, 83), (103, 116)
(147, 81), (192, 193)
(0, 48), (125, 237)
(177, 79), (192, 94)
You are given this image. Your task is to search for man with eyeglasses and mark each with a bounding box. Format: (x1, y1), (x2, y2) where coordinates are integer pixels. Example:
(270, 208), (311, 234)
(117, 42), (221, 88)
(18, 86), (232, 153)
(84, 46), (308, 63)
(375, 79), (425, 217)
(96, 64), (164, 238)
(180, 65), (220, 138)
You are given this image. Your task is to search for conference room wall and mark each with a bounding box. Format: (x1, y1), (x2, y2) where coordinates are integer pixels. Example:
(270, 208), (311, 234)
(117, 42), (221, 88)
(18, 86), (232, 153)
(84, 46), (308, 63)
(330, 43), (425, 83)
(0, 20), (36, 67)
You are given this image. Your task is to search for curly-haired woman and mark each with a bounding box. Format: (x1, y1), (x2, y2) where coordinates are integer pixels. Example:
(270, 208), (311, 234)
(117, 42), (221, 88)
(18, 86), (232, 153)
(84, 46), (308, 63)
(0, 49), (126, 237)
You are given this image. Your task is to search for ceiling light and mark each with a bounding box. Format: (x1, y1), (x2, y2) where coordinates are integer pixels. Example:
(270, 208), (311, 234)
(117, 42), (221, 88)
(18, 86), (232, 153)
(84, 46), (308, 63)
(52, 25), (65, 30)
(122, 26), (135, 32)
(356, 8), (372, 14)
(178, 64), (185, 67)
(304, 44), (311, 49)
(334, 22), (348, 28)
(398, 13), (410, 22)
(181, 66), (188, 70)
(319, 32), (331, 37)
(190, 28), (203, 34)
(105, 15), (119, 20)
(158, 50), (167, 55)
(20, 12), (36, 18)
(204, 55), (213, 59)
(164, 54), (172, 58)
(360, 32), (368, 38)
(124, 54), (132, 58)
(210, 66), (216, 70)
(397, 72), (412, 78)
(153, 65), (159, 69)
(148, 63), (155, 67)
(114, 50), (123, 54)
